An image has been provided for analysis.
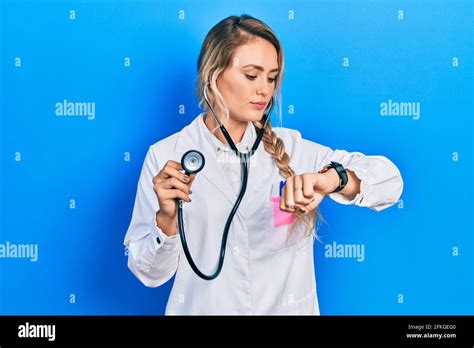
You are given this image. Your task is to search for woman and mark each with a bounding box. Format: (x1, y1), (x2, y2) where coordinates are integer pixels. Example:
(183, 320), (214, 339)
(123, 14), (403, 315)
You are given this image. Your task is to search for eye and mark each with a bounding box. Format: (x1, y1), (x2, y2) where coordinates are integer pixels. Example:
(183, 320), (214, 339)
(246, 74), (278, 83)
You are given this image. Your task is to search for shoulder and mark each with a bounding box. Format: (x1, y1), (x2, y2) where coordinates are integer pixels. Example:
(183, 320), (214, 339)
(272, 126), (302, 139)
(137, 114), (204, 175)
(272, 127), (303, 148)
(272, 126), (330, 153)
(153, 113), (201, 152)
(149, 131), (181, 155)
(271, 126), (334, 172)
(145, 127), (186, 170)
(148, 114), (202, 157)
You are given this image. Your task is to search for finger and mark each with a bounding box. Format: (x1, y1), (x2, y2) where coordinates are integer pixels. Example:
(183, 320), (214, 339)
(302, 173), (315, 198)
(295, 203), (313, 216)
(159, 164), (191, 183)
(152, 175), (161, 185)
(157, 160), (182, 178)
(294, 175), (314, 206)
(284, 176), (295, 211)
(299, 193), (325, 215)
(161, 177), (192, 194)
(161, 188), (191, 203)
(164, 160), (183, 170)
(157, 160), (182, 179)
(293, 175), (304, 205)
(279, 187), (291, 213)
(295, 206), (309, 216)
(295, 190), (324, 215)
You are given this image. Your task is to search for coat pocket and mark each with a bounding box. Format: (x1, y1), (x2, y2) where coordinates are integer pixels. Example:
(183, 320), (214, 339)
(264, 198), (300, 253)
(264, 180), (313, 253)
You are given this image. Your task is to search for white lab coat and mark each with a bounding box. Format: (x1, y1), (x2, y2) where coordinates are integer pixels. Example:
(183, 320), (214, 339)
(123, 113), (404, 315)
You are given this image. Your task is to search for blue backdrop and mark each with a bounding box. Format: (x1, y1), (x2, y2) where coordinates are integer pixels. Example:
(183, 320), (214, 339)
(0, 0), (472, 315)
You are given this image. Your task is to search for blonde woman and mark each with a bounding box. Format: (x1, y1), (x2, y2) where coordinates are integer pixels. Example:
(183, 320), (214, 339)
(124, 14), (403, 315)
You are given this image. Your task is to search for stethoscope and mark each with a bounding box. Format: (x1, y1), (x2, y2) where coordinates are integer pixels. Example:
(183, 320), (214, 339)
(177, 87), (275, 280)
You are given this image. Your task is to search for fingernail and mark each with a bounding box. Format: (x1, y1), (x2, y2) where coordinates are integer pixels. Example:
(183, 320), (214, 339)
(183, 175), (190, 182)
(298, 208), (305, 214)
(190, 189), (193, 194)
(289, 203), (295, 209)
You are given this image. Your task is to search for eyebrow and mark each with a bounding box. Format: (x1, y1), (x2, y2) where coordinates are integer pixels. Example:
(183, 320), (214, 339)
(242, 64), (279, 73)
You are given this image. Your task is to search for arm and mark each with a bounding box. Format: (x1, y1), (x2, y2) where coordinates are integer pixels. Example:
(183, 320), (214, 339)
(313, 140), (404, 211)
(322, 167), (361, 197)
(123, 146), (181, 288)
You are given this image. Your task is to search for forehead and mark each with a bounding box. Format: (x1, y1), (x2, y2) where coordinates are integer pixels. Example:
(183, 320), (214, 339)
(232, 39), (278, 71)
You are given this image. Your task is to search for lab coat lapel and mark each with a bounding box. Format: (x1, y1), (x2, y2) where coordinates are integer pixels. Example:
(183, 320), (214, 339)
(175, 114), (238, 206)
(239, 143), (273, 215)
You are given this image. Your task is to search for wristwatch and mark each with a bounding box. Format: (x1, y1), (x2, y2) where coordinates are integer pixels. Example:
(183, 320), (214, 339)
(318, 161), (348, 193)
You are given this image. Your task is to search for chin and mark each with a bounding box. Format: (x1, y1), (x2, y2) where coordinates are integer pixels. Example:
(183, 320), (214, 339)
(232, 111), (263, 123)
(244, 115), (264, 123)
(249, 108), (267, 120)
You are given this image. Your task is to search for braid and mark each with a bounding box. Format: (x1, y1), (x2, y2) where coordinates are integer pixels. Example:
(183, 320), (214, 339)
(252, 121), (295, 178)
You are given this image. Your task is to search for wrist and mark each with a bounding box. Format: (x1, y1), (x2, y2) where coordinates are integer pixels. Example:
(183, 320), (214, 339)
(156, 211), (178, 236)
(321, 168), (341, 194)
(318, 161), (349, 194)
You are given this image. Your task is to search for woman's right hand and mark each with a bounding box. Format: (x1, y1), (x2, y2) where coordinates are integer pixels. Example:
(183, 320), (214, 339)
(152, 160), (196, 235)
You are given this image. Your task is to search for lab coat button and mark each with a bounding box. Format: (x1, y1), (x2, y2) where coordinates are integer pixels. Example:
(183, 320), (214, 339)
(233, 247), (239, 256)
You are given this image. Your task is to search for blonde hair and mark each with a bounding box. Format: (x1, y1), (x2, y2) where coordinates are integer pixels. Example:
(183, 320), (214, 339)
(196, 14), (325, 244)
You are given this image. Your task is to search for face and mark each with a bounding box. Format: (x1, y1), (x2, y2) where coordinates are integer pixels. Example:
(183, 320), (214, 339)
(215, 38), (279, 123)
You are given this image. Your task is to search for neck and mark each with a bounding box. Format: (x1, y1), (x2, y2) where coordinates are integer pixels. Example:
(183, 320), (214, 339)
(204, 110), (248, 145)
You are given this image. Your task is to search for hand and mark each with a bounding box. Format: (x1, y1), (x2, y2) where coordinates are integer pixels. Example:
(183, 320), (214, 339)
(279, 170), (340, 216)
(152, 160), (196, 234)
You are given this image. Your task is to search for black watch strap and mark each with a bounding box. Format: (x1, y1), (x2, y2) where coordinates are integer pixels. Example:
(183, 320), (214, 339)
(319, 161), (348, 193)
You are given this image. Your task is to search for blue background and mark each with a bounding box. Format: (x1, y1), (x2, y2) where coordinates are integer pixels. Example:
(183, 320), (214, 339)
(0, 0), (472, 315)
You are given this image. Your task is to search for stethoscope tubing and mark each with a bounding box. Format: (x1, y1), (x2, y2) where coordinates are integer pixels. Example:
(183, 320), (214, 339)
(176, 87), (274, 280)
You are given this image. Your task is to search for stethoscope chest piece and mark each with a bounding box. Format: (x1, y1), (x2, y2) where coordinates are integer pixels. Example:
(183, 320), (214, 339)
(181, 150), (205, 175)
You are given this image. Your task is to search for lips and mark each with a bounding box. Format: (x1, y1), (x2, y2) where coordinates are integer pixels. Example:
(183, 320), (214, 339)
(251, 101), (267, 110)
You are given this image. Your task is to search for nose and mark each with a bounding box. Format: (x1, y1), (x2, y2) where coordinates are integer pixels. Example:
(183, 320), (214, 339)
(257, 79), (270, 98)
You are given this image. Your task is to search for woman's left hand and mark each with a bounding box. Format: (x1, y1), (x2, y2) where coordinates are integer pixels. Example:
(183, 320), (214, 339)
(279, 171), (340, 216)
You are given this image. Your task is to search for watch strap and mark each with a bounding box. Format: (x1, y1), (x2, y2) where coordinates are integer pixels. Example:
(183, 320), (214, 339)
(319, 161), (348, 193)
